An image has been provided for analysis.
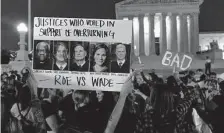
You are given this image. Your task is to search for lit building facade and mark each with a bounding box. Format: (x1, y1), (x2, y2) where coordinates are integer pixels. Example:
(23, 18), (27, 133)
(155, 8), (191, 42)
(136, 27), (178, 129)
(116, 0), (204, 56)
(199, 32), (224, 59)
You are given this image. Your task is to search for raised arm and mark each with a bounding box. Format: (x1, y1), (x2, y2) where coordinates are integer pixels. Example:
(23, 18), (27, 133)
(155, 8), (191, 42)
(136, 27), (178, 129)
(104, 72), (134, 133)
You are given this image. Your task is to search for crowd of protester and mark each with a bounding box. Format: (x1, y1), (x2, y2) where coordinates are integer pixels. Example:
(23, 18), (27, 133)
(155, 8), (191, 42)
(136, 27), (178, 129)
(1, 67), (224, 133)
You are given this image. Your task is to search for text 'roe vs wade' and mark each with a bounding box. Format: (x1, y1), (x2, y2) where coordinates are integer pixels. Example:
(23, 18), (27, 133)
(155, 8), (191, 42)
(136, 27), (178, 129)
(37, 70), (115, 87)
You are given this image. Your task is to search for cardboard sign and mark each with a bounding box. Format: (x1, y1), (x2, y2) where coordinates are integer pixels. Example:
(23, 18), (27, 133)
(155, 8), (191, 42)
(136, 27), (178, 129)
(162, 51), (192, 71)
(33, 17), (132, 91)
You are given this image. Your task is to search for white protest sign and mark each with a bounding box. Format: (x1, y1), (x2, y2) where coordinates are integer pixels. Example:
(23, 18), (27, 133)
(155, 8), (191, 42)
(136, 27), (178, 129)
(33, 17), (132, 91)
(33, 71), (128, 91)
(161, 51), (193, 71)
(33, 17), (132, 43)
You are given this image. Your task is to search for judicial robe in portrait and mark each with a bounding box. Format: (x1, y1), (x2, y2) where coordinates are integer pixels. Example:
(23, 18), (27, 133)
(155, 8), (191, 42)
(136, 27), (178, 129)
(33, 59), (52, 70)
(70, 61), (89, 72)
(53, 63), (69, 71)
(110, 60), (130, 73)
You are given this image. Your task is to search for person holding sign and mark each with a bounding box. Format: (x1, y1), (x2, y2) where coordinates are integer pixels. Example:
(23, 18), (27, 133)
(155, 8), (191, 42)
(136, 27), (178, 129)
(111, 44), (130, 73)
(90, 43), (109, 72)
(53, 42), (69, 71)
(33, 41), (52, 70)
(70, 42), (89, 72)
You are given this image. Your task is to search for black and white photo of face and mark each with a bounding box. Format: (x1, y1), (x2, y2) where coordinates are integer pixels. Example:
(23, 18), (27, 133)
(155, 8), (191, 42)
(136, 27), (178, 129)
(90, 43), (110, 72)
(96, 91), (104, 102)
(94, 48), (107, 66)
(116, 44), (126, 61)
(55, 43), (68, 62)
(74, 45), (87, 61)
(36, 42), (49, 62)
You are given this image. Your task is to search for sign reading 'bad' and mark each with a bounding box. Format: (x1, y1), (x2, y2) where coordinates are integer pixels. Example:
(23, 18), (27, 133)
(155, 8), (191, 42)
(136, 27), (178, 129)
(162, 51), (193, 71)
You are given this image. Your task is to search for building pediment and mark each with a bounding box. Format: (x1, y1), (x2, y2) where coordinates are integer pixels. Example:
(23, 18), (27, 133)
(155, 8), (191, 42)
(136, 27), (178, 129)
(116, 0), (204, 17)
(118, 0), (204, 6)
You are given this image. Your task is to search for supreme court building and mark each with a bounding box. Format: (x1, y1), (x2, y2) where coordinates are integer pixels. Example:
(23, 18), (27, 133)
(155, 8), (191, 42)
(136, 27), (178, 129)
(116, 0), (204, 56)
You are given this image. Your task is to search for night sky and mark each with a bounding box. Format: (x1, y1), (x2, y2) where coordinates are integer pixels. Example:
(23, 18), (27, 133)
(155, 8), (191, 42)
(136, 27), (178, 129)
(2, 0), (224, 50)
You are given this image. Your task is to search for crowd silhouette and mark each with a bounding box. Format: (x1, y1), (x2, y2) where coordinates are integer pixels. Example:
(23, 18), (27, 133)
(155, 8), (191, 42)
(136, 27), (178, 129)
(1, 66), (224, 133)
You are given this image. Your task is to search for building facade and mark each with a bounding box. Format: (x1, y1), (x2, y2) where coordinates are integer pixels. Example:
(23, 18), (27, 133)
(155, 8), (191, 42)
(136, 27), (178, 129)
(116, 0), (204, 56)
(199, 31), (224, 59)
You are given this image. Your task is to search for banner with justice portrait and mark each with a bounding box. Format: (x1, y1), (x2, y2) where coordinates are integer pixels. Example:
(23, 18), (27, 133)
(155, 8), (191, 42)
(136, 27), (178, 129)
(32, 17), (132, 91)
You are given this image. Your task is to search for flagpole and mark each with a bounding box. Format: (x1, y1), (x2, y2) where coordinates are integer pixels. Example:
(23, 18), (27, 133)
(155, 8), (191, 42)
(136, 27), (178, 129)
(28, 0), (32, 52)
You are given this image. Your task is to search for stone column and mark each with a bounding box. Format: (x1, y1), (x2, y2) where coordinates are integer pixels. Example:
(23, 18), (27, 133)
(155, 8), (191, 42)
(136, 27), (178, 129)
(182, 14), (189, 53)
(133, 16), (139, 56)
(127, 16), (136, 63)
(188, 14), (194, 54)
(139, 15), (145, 56)
(128, 16), (134, 48)
(169, 13), (178, 52)
(16, 32), (29, 61)
(159, 13), (167, 55)
(193, 12), (199, 54)
(148, 13), (155, 55)
(178, 14), (184, 52)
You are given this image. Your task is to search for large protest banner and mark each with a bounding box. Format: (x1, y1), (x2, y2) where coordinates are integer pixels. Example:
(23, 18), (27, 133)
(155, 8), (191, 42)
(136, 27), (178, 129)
(33, 17), (132, 91)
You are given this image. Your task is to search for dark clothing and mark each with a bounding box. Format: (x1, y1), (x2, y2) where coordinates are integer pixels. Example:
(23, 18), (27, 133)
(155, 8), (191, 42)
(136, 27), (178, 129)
(180, 76), (190, 85)
(88, 91), (115, 133)
(41, 100), (59, 131)
(205, 63), (211, 75)
(212, 105), (224, 133)
(115, 110), (137, 133)
(70, 61), (89, 72)
(93, 102), (114, 133)
(33, 59), (52, 70)
(59, 94), (96, 133)
(15, 74), (21, 81)
(53, 63), (69, 71)
(115, 95), (144, 133)
(90, 66), (109, 72)
(202, 95), (224, 133)
(200, 74), (206, 82)
(135, 84), (151, 97)
(1, 91), (17, 131)
(135, 92), (195, 133)
(110, 60), (130, 73)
